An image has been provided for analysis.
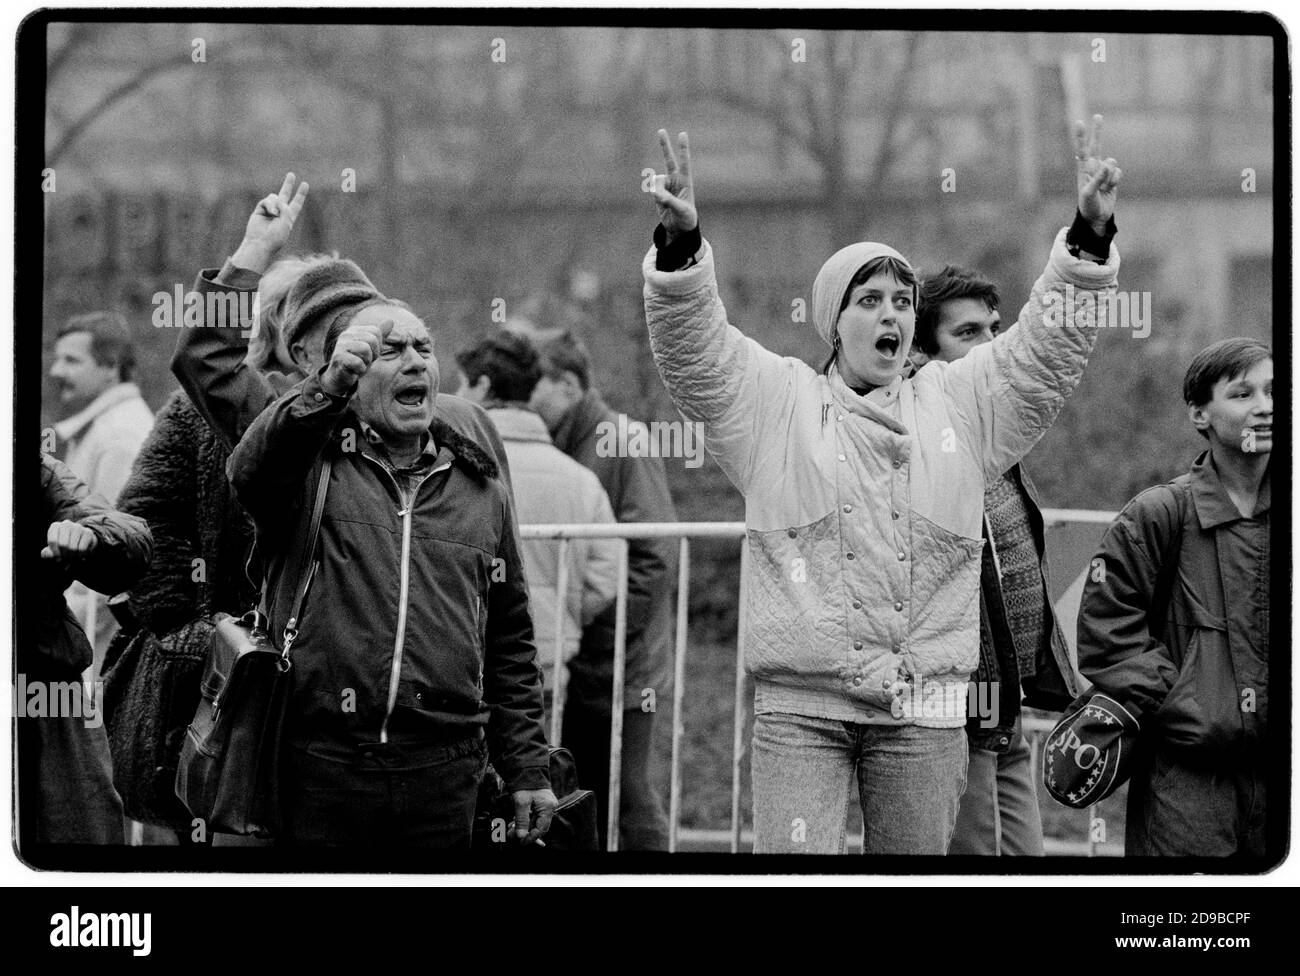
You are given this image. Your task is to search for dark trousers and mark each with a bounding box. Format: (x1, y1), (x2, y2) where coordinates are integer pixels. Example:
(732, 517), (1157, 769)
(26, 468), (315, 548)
(1126, 744), (1267, 857)
(562, 704), (669, 851)
(280, 733), (487, 849)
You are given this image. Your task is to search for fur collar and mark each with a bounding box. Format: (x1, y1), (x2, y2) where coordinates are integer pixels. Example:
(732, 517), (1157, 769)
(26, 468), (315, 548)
(430, 418), (498, 481)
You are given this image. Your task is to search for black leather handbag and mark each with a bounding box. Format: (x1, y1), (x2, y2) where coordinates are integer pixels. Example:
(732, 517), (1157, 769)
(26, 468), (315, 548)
(174, 460), (331, 837)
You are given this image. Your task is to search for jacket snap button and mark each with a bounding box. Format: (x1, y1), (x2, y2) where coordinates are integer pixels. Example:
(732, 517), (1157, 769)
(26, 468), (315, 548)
(314, 392), (325, 402)
(846, 551), (855, 560)
(843, 504), (852, 513)
(894, 602), (904, 612)
(999, 737), (1009, 746)
(891, 510), (900, 520)
(414, 692), (423, 701)
(852, 676), (863, 686)
(892, 459), (902, 469)
(897, 551), (906, 561)
(787, 528), (797, 538)
(852, 600), (862, 610)
(837, 453), (847, 462)
(893, 645), (902, 655)
(882, 677), (893, 690)
(837, 414), (844, 422)
(853, 640), (863, 651)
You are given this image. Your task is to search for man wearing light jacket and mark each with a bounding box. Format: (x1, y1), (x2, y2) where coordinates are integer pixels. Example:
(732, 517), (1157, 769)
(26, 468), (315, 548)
(642, 119), (1122, 853)
(455, 330), (620, 718)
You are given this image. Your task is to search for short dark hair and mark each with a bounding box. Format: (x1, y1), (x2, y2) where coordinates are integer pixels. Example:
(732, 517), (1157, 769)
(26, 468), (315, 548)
(57, 311), (136, 382)
(1183, 337), (1272, 411)
(533, 329), (592, 391)
(915, 265), (1000, 356)
(456, 330), (543, 402)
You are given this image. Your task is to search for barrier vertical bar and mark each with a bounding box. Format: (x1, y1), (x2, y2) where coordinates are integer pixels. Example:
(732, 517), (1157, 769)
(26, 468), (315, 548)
(731, 541), (750, 853)
(607, 540), (630, 852)
(550, 538), (569, 746)
(668, 537), (690, 853)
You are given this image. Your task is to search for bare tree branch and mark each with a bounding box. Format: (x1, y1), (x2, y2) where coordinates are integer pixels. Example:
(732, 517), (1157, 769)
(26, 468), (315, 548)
(48, 50), (211, 165)
(46, 23), (95, 83)
(863, 31), (924, 200)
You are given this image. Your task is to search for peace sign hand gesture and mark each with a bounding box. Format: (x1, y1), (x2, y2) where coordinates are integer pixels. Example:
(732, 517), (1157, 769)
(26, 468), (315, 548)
(231, 172), (310, 274)
(650, 129), (698, 244)
(1073, 115), (1122, 234)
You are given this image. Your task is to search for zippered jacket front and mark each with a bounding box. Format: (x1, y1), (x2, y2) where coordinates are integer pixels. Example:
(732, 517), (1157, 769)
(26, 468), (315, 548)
(227, 370), (550, 792)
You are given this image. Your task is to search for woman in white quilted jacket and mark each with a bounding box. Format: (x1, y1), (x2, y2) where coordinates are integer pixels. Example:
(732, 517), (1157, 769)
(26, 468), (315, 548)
(642, 119), (1123, 854)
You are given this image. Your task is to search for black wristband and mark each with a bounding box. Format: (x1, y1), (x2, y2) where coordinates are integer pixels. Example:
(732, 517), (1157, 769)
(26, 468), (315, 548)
(654, 223), (703, 272)
(1065, 209), (1117, 262)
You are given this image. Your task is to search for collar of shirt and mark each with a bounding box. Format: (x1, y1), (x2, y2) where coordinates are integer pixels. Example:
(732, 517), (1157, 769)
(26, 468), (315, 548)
(359, 421), (442, 471)
(1190, 449), (1271, 528)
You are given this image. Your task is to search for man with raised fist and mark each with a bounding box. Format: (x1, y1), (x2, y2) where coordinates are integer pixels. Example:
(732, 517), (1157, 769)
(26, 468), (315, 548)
(228, 290), (555, 851)
(171, 173), (512, 483)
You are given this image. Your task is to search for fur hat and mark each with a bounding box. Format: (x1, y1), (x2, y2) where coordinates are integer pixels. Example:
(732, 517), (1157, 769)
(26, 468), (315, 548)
(280, 258), (385, 351)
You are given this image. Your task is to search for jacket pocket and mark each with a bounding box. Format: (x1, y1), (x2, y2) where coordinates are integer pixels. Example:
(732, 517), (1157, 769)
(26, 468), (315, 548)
(1154, 626), (1243, 764)
(906, 511), (984, 678)
(745, 510), (845, 679)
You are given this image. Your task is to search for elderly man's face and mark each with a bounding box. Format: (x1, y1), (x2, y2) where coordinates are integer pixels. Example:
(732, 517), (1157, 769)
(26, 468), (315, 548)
(352, 304), (439, 443)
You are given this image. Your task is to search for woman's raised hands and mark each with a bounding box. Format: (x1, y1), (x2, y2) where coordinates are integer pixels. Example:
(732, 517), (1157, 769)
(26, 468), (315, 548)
(1073, 115), (1122, 234)
(231, 172), (310, 274)
(650, 129), (698, 243)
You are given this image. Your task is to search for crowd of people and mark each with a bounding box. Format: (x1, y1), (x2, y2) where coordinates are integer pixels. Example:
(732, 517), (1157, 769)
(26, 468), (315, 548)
(26, 114), (1272, 859)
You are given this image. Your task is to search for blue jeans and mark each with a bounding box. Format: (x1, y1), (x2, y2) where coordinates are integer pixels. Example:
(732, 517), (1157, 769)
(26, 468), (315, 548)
(949, 719), (1045, 855)
(751, 712), (968, 854)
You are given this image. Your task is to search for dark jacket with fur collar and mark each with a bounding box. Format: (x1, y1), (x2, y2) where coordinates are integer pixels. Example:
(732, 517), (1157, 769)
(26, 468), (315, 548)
(228, 371), (549, 793)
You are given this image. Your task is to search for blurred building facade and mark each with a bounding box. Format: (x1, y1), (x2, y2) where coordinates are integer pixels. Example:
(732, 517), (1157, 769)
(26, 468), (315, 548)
(42, 25), (1277, 511)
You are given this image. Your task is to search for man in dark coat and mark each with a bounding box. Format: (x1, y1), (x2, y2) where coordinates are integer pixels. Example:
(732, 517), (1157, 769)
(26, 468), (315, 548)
(911, 265), (1083, 856)
(22, 454), (153, 847)
(169, 173), (513, 487)
(228, 298), (555, 850)
(1078, 338), (1271, 857)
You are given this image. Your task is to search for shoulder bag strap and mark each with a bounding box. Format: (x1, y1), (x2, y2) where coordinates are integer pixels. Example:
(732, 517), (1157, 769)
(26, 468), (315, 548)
(280, 457), (333, 660)
(1148, 481), (1189, 644)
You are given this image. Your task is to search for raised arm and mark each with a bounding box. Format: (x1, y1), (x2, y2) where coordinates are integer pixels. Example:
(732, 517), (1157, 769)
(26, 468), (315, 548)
(172, 173), (309, 450)
(939, 115), (1123, 479)
(226, 317), (387, 531)
(642, 129), (800, 493)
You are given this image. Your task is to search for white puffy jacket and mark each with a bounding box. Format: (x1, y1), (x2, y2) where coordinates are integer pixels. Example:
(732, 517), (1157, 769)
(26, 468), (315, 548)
(643, 228), (1119, 726)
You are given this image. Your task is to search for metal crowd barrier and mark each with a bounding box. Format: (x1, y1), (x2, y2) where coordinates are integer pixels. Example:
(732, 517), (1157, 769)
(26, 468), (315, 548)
(520, 507), (1118, 855)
